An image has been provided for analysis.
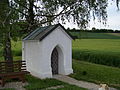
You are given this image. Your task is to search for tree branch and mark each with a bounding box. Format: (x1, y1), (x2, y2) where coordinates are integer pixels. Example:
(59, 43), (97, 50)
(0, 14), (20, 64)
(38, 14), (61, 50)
(14, 0), (29, 9)
(36, 10), (72, 26)
(2, 10), (12, 27)
(35, 5), (70, 17)
(9, 6), (28, 17)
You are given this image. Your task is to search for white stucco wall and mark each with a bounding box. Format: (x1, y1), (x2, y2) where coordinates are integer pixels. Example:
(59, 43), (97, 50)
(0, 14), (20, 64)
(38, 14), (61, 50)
(22, 40), (47, 78)
(22, 26), (73, 79)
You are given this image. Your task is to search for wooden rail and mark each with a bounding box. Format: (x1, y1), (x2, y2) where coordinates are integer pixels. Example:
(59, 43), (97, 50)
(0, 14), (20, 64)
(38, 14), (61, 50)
(0, 60), (29, 87)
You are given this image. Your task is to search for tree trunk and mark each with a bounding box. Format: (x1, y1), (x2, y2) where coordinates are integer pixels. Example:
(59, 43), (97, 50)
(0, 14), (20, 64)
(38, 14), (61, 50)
(27, 0), (36, 31)
(3, 33), (13, 61)
(3, 33), (14, 72)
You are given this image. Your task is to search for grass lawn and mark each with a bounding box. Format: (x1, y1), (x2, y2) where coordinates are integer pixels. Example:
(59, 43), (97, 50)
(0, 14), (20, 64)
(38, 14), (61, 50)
(72, 39), (120, 67)
(24, 75), (87, 90)
(70, 60), (120, 89)
(73, 39), (120, 52)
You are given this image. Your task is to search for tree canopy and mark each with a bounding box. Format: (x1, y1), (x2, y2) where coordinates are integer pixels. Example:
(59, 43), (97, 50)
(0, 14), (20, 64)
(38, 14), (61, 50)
(10, 0), (110, 30)
(0, 0), (22, 61)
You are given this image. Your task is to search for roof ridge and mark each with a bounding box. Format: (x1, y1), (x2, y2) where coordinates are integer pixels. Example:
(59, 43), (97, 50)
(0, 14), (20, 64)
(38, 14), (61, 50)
(23, 23), (74, 41)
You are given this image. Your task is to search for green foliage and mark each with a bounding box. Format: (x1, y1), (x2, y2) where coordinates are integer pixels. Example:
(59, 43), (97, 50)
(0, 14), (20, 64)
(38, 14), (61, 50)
(25, 75), (87, 90)
(72, 39), (120, 67)
(0, 0), (21, 35)
(0, 0), (23, 61)
(12, 0), (109, 28)
(70, 60), (120, 88)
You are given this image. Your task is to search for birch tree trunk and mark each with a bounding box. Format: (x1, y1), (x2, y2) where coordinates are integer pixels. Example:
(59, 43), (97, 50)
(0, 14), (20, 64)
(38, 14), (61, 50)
(3, 33), (13, 61)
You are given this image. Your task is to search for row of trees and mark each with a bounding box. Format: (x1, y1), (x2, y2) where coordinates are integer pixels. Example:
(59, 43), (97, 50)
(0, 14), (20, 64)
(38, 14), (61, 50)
(67, 28), (120, 33)
(0, 0), (119, 61)
(91, 27), (120, 33)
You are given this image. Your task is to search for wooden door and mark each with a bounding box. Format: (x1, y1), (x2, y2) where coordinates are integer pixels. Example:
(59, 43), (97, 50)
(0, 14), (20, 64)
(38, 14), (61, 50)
(51, 48), (58, 74)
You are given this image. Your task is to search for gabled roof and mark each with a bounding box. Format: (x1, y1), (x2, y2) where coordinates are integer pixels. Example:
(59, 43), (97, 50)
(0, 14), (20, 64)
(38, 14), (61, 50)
(23, 24), (74, 41)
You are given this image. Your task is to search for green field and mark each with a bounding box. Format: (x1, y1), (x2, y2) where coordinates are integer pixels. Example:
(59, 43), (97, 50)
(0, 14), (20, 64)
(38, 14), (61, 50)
(70, 60), (120, 89)
(72, 39), (120, 67)
(73, 39), (120, 52)
(69, 32), (120, 39)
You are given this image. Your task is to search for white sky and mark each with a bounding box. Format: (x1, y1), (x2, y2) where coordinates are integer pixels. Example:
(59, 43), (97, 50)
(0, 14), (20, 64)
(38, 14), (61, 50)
(62, 0), (120, 30)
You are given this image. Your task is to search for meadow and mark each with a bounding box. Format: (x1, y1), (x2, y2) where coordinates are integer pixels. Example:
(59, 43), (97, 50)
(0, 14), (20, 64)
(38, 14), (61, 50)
(70, 60), (120, 89)
(72, 39), (120, 67)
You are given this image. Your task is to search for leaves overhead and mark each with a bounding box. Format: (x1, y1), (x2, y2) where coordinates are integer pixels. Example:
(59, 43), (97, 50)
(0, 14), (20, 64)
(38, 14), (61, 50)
(0, 0), (22, 42)
(9, 0), (109, 29)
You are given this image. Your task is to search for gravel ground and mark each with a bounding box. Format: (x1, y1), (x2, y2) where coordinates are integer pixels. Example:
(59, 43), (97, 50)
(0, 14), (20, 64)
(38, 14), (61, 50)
(0, 82), (28, 90)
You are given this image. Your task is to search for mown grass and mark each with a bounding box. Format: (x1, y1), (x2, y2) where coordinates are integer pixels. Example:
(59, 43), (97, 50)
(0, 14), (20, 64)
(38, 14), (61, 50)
(69, 32), (120, 39)
(72, 39), (120, 67)
(70, 60), (120, 89)
(24, 75), (87, 90)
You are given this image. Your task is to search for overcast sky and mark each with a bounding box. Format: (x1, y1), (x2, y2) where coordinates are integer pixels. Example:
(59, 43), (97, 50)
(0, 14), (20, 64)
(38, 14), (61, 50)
(62, 0), (120, 30)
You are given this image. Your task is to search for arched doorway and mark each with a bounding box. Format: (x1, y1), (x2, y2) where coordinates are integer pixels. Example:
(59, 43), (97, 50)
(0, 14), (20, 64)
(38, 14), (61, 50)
(51, 47), (58, 74)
